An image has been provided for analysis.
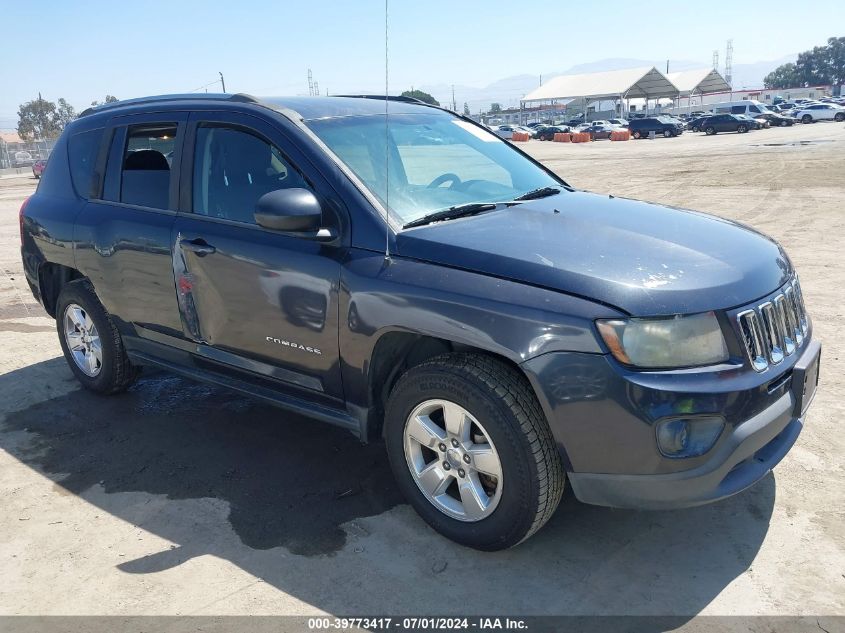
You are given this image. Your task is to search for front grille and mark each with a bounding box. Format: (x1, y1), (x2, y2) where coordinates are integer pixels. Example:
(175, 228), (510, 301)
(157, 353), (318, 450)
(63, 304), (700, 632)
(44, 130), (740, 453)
(737, 278), (809, 372)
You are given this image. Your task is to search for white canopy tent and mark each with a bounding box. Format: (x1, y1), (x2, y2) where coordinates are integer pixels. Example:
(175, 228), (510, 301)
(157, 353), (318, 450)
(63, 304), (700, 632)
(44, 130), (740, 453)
(666, 68), (731, 112)
(666, 68), (731, 96)
(521, 66), (680, 116)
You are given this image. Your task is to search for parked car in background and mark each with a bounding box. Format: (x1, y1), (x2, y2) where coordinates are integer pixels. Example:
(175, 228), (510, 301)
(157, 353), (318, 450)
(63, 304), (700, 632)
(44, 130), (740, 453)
(581, 124), (617, 140)
(701, 114), (752, 135)
(607, 118), (628, 126)
(20, 93), (819, 550)
(756, 111), (794, 127)
(32, 159), (48, 178)
(628, 116), (684, 138)
(735, 114), (766, 130)
(13, 151), (35, 167)
(515, 125), (538, 138)
(688, 115), (711, 132)
(711, 101), (772, 119)
(535, 125), (570, 141)
(793, 103), (845, 123)
(492, 125), (516, 139)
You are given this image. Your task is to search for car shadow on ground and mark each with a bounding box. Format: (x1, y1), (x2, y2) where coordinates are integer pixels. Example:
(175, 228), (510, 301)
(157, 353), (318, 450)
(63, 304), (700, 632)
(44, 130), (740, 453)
(0, 359), (776, 615)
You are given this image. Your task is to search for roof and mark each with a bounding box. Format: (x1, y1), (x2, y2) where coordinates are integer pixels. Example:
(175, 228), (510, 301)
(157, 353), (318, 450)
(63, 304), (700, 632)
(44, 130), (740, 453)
(261, 96), (438, 120)
(666, 68), (731, 95)
(0, 131), (23, 144)
(76, 93), (440, 122)
(521, 66), (679, 103)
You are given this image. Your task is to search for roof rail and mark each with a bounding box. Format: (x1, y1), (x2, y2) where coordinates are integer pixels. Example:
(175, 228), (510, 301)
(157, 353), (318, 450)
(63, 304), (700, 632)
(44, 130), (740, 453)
(335, 94), (426, 104)
(78, 93), (259, 117)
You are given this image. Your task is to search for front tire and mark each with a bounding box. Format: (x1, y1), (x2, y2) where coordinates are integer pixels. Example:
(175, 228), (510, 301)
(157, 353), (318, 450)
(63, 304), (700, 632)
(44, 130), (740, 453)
(835, 112), (845, 122)
(384, 354), (564, 550)
(705, 126), (716, 135)
(56, 279), (139, 394)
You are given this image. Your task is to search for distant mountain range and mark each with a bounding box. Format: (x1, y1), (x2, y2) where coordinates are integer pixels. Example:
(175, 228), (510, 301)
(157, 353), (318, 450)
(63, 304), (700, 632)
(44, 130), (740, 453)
(422, 56), (796, 113)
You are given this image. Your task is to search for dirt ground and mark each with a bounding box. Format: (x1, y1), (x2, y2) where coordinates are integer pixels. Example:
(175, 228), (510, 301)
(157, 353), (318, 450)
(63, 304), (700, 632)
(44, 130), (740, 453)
(0, 122), (843, 617)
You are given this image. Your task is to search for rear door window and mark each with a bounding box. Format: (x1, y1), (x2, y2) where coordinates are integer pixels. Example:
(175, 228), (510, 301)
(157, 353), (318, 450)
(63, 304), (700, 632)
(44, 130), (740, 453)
(114, 124), (178, 209)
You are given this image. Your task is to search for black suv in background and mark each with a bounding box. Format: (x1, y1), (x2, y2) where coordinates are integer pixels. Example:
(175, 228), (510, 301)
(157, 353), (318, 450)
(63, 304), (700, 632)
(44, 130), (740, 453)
(627, 116), (684, 138)
(701, 114), (753, 135)
(20, 94), (820, 550)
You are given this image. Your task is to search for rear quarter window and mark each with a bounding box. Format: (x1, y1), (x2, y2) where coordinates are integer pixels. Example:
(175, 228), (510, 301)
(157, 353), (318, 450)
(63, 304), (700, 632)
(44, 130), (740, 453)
(68, 128), (104, 198)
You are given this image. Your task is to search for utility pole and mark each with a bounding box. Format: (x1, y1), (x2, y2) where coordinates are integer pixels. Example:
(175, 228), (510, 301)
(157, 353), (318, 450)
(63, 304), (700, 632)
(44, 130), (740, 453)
(712, 50), (719, 71)
(666, 59), (669, 74)
(725, 39), (733, 88)
(219, 72), (226, 93)
(451, 84), (456, 111)
(308, 68), (315, 96)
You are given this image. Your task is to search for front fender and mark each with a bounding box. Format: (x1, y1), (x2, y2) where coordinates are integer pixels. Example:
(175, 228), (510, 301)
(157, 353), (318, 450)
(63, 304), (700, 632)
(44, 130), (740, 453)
(339, 250), (622, 410)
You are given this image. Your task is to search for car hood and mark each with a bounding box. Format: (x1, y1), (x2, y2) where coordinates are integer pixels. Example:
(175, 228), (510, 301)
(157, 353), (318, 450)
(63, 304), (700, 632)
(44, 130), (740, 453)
(396, 191), (792, 316)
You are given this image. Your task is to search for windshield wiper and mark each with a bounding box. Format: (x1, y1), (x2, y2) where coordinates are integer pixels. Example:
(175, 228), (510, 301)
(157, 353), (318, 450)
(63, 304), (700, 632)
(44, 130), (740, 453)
(512, 186), (563, 201)
(402, 202), (498, 229)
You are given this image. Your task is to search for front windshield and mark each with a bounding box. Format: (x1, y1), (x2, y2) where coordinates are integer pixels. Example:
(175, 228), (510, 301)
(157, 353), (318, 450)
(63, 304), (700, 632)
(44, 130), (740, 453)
(306, 113), (561, 226)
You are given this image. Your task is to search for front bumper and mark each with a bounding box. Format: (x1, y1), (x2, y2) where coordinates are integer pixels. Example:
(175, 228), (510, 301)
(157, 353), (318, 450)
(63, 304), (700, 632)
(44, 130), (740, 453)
(522, 337), (820, 510)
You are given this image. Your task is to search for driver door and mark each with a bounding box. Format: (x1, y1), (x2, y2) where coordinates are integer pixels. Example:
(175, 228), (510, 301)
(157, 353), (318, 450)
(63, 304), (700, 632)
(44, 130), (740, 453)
(171, 111), (346, 403)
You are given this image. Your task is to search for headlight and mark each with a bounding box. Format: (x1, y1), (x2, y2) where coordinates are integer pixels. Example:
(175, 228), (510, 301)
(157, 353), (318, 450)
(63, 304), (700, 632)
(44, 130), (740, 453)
(596, 311), (729, 369)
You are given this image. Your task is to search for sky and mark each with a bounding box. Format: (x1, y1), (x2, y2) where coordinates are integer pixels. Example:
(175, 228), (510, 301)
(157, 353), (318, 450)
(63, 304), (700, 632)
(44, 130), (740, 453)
(1, 0), (843, 128)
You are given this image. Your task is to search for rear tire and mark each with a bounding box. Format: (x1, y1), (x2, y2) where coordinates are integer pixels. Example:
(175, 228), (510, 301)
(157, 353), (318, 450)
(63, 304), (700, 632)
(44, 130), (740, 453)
(633, 130), (641, 139)
(384, 353), (564, 550)
(56, 279), (139, 394)
(705, 127), (716, 135)
(737, 125), (747, 133)
(802, 114), (812, 124)
(835, 112), (845, 122)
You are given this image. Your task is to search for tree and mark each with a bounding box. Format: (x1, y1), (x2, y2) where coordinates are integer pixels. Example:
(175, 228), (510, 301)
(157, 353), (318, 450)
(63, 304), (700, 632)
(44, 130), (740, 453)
(90, 95), (119, 107)
(17, 96), (61, 141)
(54, 98), (77, 130)
(490, 103), (502, 113)
(463, 102), (470, 116)
(764, 63), (802, 89)
(764, 36), (845, 89)
(400, 89), (439, 106)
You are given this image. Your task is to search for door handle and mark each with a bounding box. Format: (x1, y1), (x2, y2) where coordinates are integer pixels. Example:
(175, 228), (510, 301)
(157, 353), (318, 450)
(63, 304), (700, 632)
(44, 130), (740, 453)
(180, 238), (216, 257)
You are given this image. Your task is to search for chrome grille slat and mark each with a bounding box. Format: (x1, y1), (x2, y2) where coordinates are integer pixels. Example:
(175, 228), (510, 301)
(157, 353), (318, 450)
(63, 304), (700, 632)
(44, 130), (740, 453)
(759, 302), (784, 364)
(737, 278), (808, 372)
(774, 295), (796, 356)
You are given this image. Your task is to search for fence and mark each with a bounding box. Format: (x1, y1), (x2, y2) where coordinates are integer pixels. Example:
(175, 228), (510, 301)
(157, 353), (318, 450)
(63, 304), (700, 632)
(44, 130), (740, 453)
(0, 137), (58, 169)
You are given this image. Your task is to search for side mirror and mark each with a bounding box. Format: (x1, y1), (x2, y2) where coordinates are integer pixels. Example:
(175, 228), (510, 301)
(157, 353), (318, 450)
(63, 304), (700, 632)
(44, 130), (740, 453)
(254, 188), (322, 232)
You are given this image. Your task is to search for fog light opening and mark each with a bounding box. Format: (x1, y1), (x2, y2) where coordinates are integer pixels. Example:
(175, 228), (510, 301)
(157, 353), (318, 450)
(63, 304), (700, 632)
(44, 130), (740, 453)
(656, 416), (725, 458)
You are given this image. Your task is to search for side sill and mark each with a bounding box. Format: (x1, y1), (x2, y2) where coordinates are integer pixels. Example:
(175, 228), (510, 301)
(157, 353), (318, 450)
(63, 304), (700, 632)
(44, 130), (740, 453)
(126, 350), (361, 437)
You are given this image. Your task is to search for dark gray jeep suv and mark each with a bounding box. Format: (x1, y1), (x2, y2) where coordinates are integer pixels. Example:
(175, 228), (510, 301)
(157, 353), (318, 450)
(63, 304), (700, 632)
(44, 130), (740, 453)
(20, 94), (820, 550)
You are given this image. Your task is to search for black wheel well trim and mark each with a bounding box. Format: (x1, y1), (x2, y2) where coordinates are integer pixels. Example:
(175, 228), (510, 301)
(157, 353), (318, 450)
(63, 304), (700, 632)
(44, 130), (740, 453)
(359, 330), (574, 471)
(362, 331), (530, 439)
(37, 262), (84, 318)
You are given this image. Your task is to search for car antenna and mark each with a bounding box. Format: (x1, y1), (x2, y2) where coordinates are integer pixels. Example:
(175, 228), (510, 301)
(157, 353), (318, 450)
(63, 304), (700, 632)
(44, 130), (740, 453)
(383, 0), (391, 261)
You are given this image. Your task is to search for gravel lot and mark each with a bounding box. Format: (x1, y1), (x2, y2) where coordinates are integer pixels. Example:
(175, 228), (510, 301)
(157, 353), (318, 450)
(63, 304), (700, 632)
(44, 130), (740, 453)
(0, 122), (843, 617)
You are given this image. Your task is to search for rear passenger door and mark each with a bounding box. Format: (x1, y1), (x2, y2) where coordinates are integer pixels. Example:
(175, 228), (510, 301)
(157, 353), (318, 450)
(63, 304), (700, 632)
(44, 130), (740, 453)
(74, 112), (187, 341)
(171, 111), (346, 403)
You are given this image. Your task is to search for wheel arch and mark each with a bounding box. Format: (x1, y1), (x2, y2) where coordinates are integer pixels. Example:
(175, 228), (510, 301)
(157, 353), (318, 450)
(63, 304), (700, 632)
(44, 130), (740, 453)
(362, 329), (529, 441)
(37, 262), (84, 318)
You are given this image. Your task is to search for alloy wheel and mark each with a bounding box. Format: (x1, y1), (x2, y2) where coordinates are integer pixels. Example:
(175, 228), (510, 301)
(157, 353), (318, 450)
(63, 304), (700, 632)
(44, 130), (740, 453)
(63, 303), (103, 377)
(403, 399), (503, 522)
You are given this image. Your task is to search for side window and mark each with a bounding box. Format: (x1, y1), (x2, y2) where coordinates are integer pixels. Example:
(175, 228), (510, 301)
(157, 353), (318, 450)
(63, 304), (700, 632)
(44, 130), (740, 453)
(731, 106), (745, 114)
(67, 128), (104, 198)
(193, 125), (312, 224)
(749, 105), (761, 113)
(120, 124), (177, 209)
